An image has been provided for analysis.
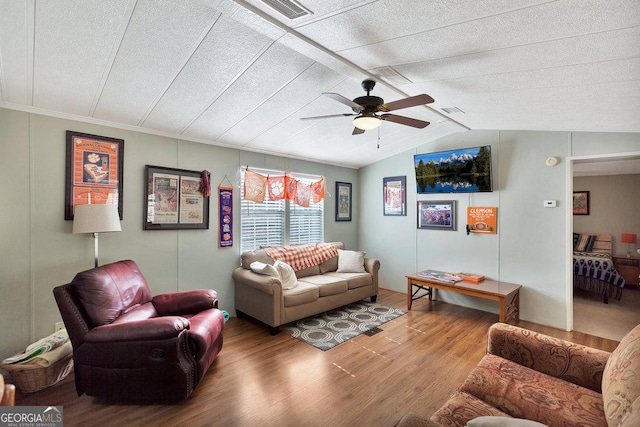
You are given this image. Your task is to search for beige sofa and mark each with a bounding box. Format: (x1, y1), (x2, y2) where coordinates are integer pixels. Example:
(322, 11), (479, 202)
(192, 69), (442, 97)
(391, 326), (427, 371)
(232, 242), (380, 334)
(397, 323), (640, 427)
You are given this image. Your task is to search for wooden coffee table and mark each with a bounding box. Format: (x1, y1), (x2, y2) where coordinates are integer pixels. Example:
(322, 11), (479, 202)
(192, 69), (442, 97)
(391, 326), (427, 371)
(406, 273), (521, 323)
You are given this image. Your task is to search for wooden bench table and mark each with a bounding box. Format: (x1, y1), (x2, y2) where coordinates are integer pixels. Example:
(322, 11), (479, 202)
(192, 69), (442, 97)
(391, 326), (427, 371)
(406, 273), (521, 323)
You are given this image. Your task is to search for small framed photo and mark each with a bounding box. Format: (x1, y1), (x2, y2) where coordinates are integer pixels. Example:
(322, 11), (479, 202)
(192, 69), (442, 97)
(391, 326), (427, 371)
(417, 200), (456, 230)
(65, 131), (124, 220)
(144, 165), (210, 230)
(383, 176), (406, 216)
(335, 181), (352, 221)
(573, 191), (589, 215)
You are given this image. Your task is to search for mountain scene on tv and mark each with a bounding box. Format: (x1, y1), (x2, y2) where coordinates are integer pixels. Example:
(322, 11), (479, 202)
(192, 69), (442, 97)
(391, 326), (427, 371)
(414, 146), (492, 193)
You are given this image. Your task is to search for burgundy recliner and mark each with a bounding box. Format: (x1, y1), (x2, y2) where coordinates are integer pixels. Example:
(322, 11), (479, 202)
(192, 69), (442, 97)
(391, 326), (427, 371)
(53, 260), (224, 403)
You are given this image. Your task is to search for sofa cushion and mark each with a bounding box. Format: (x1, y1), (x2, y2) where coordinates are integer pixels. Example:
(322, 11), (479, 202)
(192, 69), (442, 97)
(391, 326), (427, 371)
(323, 271), (372, 289)
(297, 275), (348, 296)
(336, 249), (366, 273)
(602, 324), (640, 426)
(467, 416), (548, 426)
(431, 390), (512, 426)
(241, 248), (274, 269)
(71, 260), (153, 327)
(295, 264), (321, 279)
(460, 354), (605, 426)
(283, 282), (319, 307)
(250, 261), (279, 278)
(274, 261), (297, 290)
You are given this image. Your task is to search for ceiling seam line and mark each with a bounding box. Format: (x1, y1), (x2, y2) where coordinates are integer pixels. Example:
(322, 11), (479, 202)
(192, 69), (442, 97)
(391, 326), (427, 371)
(417, 55), (640, 85)
(89, 0), (138, 117)
(178, 39), (279, 135)
(328, 0), (560, 51)
(216, 60), (319, 144)
(137, 10), (223, 127)
(368, 24), (640, 70)
(27, 0), (35, 106)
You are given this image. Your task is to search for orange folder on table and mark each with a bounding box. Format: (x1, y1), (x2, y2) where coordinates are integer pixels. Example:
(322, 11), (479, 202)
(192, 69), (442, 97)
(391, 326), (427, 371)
(457, 272), (485, 283)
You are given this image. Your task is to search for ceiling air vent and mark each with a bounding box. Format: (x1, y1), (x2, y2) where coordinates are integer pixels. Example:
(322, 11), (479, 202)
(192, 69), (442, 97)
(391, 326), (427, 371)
(261, 0), (312, 20)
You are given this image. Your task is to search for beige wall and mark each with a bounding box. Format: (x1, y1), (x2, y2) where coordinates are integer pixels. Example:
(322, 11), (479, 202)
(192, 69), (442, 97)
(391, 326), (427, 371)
(574, 174), (640, 255)
(0, 108), (359, 362)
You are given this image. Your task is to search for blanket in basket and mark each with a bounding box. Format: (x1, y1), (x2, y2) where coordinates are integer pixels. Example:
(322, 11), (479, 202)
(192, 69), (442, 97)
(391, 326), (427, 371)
(2, 329), (69, 365)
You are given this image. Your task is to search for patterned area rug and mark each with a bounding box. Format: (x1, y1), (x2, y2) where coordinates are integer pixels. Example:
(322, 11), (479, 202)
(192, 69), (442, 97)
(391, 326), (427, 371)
(281, 300), (405, 351)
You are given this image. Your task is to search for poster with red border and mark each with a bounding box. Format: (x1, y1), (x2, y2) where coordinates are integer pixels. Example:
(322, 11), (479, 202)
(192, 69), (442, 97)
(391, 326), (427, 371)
(467, 207), (497, 234)
(65, 131), (124, 220)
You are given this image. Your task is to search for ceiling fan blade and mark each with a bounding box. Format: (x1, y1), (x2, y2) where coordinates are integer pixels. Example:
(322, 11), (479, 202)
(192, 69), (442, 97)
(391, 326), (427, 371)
(381, 114), (430, 128)
(300, 113), (356, 120)
(352, 127), (365, 135)
(323, 92), (363, 110)
(379, 94), (434, 112)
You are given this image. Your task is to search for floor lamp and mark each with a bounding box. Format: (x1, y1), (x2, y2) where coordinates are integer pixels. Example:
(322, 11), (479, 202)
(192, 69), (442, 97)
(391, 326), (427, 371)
(73, 204), (122, 267)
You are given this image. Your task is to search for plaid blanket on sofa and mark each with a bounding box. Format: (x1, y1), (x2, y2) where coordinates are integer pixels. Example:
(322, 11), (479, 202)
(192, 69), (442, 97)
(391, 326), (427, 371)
(265, 243), (338, 271)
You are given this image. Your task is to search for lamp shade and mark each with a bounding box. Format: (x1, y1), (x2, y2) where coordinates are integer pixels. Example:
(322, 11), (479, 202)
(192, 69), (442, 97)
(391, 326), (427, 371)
(621, 233), (637, 244)
(73, 204), (121, 234)
(353, 115), (381, 130)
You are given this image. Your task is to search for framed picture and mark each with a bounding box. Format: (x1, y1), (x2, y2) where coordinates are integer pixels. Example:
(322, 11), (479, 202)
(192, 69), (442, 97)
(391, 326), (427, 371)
(383, 176), (406, 216)
(144, 165), (210, 230)
(65, 131), (124, 220)
(573, 191), (590, 215)
(417, 200), (456, 230)
(335, 181), (352, 221)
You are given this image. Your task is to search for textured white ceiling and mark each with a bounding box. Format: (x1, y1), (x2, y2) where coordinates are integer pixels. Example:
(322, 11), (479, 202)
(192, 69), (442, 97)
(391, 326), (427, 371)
(1, 0), (639, 169)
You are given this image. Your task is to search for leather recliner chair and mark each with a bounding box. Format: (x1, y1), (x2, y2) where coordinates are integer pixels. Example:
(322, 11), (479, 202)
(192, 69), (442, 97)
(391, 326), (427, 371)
(53, 260), (224, 403)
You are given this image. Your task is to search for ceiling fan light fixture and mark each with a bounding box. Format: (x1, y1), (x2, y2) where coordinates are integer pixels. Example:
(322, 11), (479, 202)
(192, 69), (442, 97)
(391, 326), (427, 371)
(353, 115), (381, 130)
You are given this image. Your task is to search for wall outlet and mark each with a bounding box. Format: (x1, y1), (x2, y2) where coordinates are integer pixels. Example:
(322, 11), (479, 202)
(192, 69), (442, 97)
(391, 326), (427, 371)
(55, 321), (65, 331)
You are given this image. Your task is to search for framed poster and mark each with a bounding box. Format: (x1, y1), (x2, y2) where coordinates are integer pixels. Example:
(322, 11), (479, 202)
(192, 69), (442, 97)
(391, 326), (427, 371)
(467, 206), (497, 234)
(383, 176), (406, 216)
(573, 191), (590, 215)
(144, 165), (210, 230)
(417, 200), (456, 230)
(335, 181), (352, 221)
(65, 131), (124, 220)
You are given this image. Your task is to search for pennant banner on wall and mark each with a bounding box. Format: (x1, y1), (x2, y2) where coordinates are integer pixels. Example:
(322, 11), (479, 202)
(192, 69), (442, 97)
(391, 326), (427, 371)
(243, 169), (325, 207)
(243, 169), (266, 203)
(219, 186), (233, 248)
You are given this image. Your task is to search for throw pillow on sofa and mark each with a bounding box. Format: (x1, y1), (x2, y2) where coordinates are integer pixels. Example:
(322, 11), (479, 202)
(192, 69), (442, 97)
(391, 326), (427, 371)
(336, 249), (366, 273)
(274, 261), (297, 290)
(250, 261), (279, 278)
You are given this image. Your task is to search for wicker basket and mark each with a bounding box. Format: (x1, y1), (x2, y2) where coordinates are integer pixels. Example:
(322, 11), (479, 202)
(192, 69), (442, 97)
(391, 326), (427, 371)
(1, 353), (73, 393)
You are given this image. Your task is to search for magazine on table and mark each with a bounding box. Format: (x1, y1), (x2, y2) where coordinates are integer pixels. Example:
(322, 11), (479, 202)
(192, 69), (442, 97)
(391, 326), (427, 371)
(415, 270), (463, 283)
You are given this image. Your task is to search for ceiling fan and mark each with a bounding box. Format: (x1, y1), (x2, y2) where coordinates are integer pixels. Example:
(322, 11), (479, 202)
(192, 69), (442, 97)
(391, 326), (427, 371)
(300, 79), (434, 135)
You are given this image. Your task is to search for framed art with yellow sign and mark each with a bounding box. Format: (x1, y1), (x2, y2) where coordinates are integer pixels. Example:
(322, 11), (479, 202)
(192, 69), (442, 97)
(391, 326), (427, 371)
(144, 165), (210, 230)
(65, 131), (124, 220)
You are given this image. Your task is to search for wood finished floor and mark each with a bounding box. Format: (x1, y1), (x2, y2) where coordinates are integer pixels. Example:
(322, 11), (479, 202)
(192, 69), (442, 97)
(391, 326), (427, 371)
(14, 289), (619, 427)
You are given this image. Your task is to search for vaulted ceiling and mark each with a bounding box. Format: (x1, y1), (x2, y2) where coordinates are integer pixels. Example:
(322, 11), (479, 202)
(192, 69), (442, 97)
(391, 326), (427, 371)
(1, 0), (638, 169)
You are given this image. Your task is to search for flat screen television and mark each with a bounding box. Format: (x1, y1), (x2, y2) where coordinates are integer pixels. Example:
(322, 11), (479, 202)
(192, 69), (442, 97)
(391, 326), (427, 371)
(414, 145), (492, 194)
